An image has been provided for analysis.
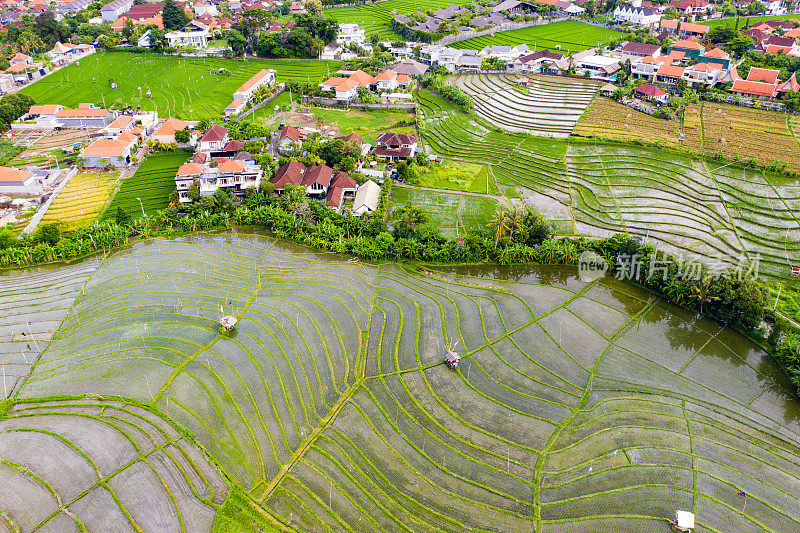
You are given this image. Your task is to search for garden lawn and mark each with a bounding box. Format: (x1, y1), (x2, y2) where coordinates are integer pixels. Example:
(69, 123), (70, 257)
(452, 20), (621, 53)
(410, 160), (491, 193)
(42, 172), (119, 229)
(101, 150), (191, 220)
(20, 52), (341, 121)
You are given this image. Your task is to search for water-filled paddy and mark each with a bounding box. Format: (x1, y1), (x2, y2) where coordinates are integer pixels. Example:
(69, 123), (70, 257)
(2, 233), (800, 531)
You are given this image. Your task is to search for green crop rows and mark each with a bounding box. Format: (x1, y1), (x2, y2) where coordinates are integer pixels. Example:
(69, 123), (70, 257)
(416, 90), (800, 278)
(389, 186), (501, 237)
(452, 20), (621, 54)
(8, 235), (800, 531)
(20, 53), (342, 120)
(101, 150), (191, 220)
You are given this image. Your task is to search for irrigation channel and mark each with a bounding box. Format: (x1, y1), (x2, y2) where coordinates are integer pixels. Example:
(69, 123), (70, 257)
(2, 232), (800, 531)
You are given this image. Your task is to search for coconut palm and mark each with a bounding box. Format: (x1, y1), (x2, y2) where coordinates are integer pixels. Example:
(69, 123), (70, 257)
(689, 275), (720, 315)
(487, 209), (509, 249)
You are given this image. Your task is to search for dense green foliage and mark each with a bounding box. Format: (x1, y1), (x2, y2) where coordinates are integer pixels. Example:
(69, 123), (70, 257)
(420, 75), (473, 111)
(0, 93), (34, 131)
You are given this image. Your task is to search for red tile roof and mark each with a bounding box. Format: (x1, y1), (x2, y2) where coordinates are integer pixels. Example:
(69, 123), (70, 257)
(731, 79), (777, 97)
(300, 164), (333, 187)
(634, 83), (667, 97)
(273, 160), (306, 189)
(747, 67), (779, 84)
(200, 124), (228, 142)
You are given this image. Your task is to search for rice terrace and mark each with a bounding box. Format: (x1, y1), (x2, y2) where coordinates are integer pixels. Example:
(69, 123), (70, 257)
(3, 234), (800, 532)
(2, 1), (800, 531)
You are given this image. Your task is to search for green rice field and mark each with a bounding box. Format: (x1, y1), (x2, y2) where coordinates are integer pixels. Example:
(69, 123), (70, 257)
(389, 186), (501, 236)
(3, 234), (800, 530)
(101, 150), (191, 219)
(327, 0), (473, 39)
(452, 20), (621, 53)
(20, 53), (342, 120)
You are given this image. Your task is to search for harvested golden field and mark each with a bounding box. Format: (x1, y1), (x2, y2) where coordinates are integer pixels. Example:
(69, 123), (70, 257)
(574, 96), (682, 147)
(42, 172), (118, 228)
(692, 102), (800, 167)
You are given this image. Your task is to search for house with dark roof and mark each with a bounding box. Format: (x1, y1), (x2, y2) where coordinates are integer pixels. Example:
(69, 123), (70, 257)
(507, 49), (565, 71)
(616, 41), (661, 59)
(374, 133), (417, 161)
(326, 171), (358, 211)
(197, 124), (229, 153)
(277, 125), (303, 153)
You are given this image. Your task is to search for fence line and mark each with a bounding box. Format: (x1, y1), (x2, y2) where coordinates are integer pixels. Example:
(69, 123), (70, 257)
(23, 166), (79, 235)
(234, 84), (286, 120)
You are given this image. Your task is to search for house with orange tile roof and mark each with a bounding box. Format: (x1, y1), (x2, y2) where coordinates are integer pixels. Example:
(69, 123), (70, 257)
(655, 63), (686, 85)
(0, 167), (40, 195)
(224, 99), (246, 117)
(233, 69), (276, 101)
(174, 153), (264, 202)
(667, 39), (706, 61)
(683, 62), (725, 86)
(731, 67), (782, 99)
(320, 68), (413, 100)
(152, 117), (188, 144)
(82, 132), (137, 167)
(56, 105), (114, 127)
(659, 19), (709, 38)
(103, 114), (136, 135)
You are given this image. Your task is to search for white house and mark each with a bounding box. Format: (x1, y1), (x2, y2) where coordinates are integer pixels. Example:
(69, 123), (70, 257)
(0, 167), (41, 195)
(193, 0), (219, 16)
(175, 159), (263, 202)
(166, 21), (209, 48)
(197, 124), (229, 153)
(336, 23), (365, 45)
(766, 0), (787, 14)
(224, 99), (246, 117)
(101, 0), (133, 21)
(612, 5), (660, 26)
(82, 132), (137, 167)
(233, 69), (276, 102)
(352, 180), (381, 216)
(478, 44), (531, 61)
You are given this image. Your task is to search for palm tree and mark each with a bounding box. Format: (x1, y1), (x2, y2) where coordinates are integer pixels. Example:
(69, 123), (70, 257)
(689, 275), (720, 315)
(505, 209), (524, 242)
(487, 209), (508, 249)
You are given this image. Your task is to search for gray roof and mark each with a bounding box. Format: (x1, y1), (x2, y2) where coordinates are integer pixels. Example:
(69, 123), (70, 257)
(393, 59), (429, 76)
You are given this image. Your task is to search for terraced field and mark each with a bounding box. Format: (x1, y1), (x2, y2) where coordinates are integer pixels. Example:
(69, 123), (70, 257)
(417, 91), (800, 276)
(20, 53), (342, 120)
(452, 20), (621, 53)
(8, 234), (800, 531)
(101, 150), (191, 220)
(41, 172), (119, 229)
(0, 400), (226, 532)
(449, 73), (599, 137)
